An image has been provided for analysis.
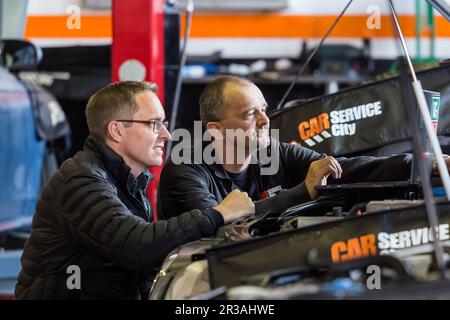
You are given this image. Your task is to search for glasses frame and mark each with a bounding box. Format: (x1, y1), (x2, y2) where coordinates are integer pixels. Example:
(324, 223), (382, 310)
(115, 119), (169, 134)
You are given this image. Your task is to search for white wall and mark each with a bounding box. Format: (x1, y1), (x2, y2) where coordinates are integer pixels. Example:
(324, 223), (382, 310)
(185, 0), (449, 59)
(285, 0), (416, 15)
(1, 0), (29, 38)
(27, 0), (83, 14)
(23, 0), (450, 60)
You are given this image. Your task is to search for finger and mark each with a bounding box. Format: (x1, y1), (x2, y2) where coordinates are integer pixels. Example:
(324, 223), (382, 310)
(312, 158), (333, 171)
(308, 159), (337, 181)
(320, 161), (339, 179)
(330, 157), (343, 178)
(310, 168), (333, 186)
(322, 156), (339, 179)
(328, 157), (342, 179)
(328, 165), (339, 179)
(230, 189), (240, 196)
(321, 173), (330, 185)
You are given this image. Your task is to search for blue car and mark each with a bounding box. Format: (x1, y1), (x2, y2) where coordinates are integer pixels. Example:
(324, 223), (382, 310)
(0, 40), (70, 298)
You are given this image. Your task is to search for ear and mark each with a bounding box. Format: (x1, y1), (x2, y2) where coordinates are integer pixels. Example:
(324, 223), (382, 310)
(107, 120), (125, 143)
(206, 122), (224, 141)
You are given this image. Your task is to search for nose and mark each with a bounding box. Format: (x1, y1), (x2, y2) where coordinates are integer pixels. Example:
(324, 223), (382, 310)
(159, 124), (171, 141)
(256, 109), (270, 128)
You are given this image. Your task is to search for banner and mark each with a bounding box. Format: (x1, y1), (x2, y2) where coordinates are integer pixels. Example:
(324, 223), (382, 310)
(270, 64), (450, 156)
(206, 201), (450, 288)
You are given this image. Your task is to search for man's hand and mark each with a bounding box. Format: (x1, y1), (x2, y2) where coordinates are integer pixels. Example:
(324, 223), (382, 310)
(432, 154), (450, 175)
(214, 189), (255, 224)
(305, 156), (342, 200)
(444, 155), (450, 172)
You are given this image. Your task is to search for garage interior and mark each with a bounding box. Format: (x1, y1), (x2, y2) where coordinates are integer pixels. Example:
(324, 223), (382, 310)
(2, 0), (450, 301)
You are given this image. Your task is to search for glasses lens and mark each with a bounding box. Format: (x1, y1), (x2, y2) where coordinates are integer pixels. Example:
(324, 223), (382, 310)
(153, 120), (169, 134)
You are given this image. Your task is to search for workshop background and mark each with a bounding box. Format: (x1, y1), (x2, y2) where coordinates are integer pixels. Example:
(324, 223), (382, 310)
(1, 0), (450, 300)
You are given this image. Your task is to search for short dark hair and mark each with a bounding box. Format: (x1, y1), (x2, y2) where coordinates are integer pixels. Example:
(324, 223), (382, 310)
(199, 75), (252, 126)
(85, 81), (158, 139)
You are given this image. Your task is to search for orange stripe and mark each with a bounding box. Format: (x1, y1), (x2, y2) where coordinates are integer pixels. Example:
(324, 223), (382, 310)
(24, 14), (450, 39)
(184, 14), (450, 38)
(25, 15), (112, 38)
(436, 16), (450, 37)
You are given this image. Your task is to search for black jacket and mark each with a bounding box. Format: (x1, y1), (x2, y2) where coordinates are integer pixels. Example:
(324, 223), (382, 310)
(15, 135), (224, 300)
(158, 139), (412, 219)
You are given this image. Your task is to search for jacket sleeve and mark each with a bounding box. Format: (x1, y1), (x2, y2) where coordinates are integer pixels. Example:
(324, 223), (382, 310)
(158, 161), (220, 219)
(254, 182), (312, 216)
(276, 141), (412, 184)
(57, 170), (224, 272)
(254, 141), (325, 215)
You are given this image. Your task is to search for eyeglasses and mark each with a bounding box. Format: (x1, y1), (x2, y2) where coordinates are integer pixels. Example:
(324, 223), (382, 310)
(115, 119), (169, 134)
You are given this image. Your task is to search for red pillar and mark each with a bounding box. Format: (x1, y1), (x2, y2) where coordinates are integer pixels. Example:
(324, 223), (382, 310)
(112, 0), (165, 220)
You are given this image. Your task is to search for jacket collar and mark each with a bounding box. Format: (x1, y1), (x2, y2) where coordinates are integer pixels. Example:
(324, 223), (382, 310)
(84, 134), (153, 194)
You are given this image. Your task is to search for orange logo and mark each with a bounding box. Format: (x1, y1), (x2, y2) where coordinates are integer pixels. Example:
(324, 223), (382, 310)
(331, 234), (378, 263)
(298, 113), (330, 140)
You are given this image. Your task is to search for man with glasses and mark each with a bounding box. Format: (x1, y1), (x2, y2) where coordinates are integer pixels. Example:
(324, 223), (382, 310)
(15, 81), (254, 300)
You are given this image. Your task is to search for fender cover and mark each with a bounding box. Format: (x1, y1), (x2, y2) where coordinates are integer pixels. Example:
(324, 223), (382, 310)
(206, 201), (450, 288)
(270, 64), (450, 156)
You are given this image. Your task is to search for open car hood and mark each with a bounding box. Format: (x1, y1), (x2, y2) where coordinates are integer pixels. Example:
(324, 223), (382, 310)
(269, 64), (450, 157)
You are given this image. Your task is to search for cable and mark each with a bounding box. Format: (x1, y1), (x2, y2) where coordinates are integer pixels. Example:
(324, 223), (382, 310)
(276, 0), (354, 110)
(166, 0), (193, 159)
